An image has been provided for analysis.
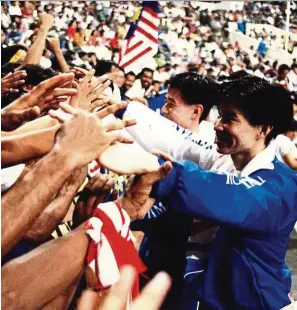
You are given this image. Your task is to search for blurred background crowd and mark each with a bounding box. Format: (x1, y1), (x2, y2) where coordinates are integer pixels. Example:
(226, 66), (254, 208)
(1, 1), (297, 92)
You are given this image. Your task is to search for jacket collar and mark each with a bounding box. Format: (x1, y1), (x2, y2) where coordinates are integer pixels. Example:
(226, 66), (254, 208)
(239, 146), (275, 178)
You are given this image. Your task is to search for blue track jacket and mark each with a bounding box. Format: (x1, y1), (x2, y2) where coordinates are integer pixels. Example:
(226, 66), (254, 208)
(152, 156), (297, 310)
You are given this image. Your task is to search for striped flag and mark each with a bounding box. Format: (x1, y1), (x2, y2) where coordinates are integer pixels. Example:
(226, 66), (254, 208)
(119, 1), (160, 72)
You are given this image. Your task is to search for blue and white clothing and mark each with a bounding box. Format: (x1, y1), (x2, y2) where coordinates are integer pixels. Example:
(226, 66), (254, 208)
(152, 147), (297, 310)
(123, 102), (296, 309)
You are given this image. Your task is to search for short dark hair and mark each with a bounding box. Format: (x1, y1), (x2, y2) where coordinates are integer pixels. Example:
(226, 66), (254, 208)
(140, 67), (154, 76)
(126, 71), (136, 77)
(278, 64), (290, 74)
(219, 76), (293, 144)
(94, 59), (116, 76)
(168, 72), (218, 121)
(287, 118), (297, 132)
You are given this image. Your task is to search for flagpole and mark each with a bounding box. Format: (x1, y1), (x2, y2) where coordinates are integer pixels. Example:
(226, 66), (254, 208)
(285, 1), (291, 52)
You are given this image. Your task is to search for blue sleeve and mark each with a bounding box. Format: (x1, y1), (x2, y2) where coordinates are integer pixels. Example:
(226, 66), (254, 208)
(153, 159), (283, 234)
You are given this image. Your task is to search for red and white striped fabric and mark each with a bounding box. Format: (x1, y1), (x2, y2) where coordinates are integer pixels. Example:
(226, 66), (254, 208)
(85, 201), (146, 298)
(119, 2), (160, 72)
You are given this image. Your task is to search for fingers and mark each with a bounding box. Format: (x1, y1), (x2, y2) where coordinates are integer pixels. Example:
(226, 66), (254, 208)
(48, 108), (72, 123)
(99, 266), (136, 310)
(90, 99), (109, 111)
(104, 119), (137, 132)
(80, 69), (95, 90)
(86, 174), (109, 193)
(43, 88), (78, 104)
(160, 161), (173, 179)
(34, 73), (75, 96)
(17, 106), (41, 123)
(97, 74), (109, 84)
(151, 150), (174, 162)
(131, 272), (171, 310)
(109, 131), (134, 144)
(77, 289), (99, 310)
(90, 80), (111, 101)
(2, 70), (27, 82)
(96, 102), (127, 119)
(2, 87), (20, 94)
(58, 102), (78, 115)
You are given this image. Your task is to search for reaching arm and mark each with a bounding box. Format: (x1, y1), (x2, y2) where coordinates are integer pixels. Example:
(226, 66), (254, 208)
(23, 166), (87, 243)
(283, 152), (297, 171)
(1, 147), (75, 256)
(1, 125), (59, 167)
(123, 102), (219, 170)
(152, 159), (294, 234)
(46, 37), (70, 73)
(2, 115), (59, 136)
(2, 226), (88, 310)
(21, 14), (54, 67)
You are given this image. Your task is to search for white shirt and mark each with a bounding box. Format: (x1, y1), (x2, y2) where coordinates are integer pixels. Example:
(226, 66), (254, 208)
(1, 164), (25, 193)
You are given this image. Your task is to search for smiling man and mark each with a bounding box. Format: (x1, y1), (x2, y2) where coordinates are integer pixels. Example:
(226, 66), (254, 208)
(122, 76), (297, 309)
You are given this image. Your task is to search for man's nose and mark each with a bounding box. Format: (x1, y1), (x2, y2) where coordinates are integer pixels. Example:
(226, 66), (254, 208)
(214, 117), (223, 132)
(161, 104), (168, 115)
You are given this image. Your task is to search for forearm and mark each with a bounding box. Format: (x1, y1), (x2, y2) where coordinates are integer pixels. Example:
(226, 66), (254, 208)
(2, 115), (58, 136)
(1, 125), (59, 167)
(2, 227), (88, 310)
(23, 180), (83, 242)
(283, 153), (297, 171)
(1, 146), (75, 256)
(22, 26), (49, 65)
(54, 49), (70, 73)
(123, 102), (216, 168)
(153, 159), (281, 233)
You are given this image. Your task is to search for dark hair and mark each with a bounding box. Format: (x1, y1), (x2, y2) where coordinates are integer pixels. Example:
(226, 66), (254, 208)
(287, 118), (297, 132)
(168, 72), (219, 122)
(140, 67), (154, 76)
(1, 64), (56, 108)
(78, 51), (87, 58)
(126, 71), (136, 77)
(219, 76), (293, 144)
(94, 59), (116, 76)
(291, 63), (297, 70)
(278, 64), (290, 74)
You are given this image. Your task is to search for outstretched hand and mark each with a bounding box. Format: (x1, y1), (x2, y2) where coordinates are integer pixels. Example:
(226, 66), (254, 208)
(73, 173), (116, 227)
(1, 71), (27, 96)
(51, 102), (136, 169)
(3, 73), (77, 113)
(1, 106), (41, 131)
(119, 161), (172, 220)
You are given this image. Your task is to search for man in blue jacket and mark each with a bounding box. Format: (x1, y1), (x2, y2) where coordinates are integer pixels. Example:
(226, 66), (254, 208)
(121, 77), (297, 309)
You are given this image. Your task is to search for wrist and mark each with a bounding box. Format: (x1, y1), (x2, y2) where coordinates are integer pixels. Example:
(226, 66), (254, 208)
(50, 144), (78, 173)
(53, 47), (62, 54)
(39, 25), (51, 33)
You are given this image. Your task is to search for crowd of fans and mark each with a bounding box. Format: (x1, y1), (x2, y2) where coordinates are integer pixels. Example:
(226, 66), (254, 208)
(1, 1), (297, 310)
(2, 1), (297, 93)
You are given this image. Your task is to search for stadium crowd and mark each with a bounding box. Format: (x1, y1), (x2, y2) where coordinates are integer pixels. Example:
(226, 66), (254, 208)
(1, 1), (297, 310)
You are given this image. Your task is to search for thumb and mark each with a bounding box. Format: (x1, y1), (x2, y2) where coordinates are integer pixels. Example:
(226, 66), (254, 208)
(140, 161), (172, 186)
(151, 161), (172, 182)
(20, 106), (41, 122)
(69, 81), (80, 108)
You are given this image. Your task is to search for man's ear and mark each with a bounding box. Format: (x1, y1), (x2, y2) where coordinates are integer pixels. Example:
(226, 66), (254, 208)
(258, 125), (273, 139)
(191, 104), (203, 121)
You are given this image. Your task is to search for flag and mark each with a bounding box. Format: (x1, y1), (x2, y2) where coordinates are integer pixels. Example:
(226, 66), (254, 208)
(119, 1), (160, 73)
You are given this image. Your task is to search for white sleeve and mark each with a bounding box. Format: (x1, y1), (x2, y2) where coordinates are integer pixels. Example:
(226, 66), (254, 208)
(123, 102), (219, 170)
(274, 135), (297, 157)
